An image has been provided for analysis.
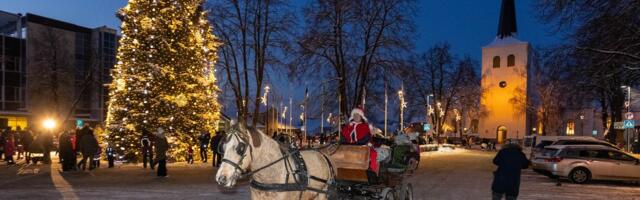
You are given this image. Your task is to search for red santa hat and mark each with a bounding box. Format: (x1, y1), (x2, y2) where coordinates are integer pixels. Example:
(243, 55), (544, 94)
(349, 107), (368, 123)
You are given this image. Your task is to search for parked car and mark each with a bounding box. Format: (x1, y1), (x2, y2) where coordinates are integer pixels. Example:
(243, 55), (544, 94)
(523, 135), (599, 159)
(551, 139), (619, 150)
(531, 145), (640, 184)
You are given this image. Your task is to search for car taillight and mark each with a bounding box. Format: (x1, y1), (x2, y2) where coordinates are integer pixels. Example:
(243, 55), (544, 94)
(544, 157), (563, 162)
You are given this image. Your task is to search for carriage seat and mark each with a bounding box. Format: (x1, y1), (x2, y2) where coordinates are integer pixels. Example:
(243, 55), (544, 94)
(327, 145), (371, 182)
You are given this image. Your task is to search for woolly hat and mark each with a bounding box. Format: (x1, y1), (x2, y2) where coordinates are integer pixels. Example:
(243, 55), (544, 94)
(155, 127), (165, 138)
(349, 108), (368, 123)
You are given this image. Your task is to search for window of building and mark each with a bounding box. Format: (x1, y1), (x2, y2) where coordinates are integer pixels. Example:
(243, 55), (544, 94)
(507, 54), (515, 67)
(493, 56), (500, 68)
(566, 120), (575, 135)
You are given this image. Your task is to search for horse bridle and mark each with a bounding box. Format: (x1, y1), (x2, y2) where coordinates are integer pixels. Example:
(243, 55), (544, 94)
(219, 131), (251, 174)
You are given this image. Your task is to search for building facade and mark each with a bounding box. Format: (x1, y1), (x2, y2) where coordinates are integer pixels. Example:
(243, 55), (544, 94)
(478, 0), (533, 143)
(0, 11), (117, 131)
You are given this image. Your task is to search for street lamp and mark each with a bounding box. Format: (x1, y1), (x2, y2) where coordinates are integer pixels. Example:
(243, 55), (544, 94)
(263, 85), (270, 135)
(621, 85), (632, 151)
(398, 88), (407, 131)
(43, 118), (57, 130)
(426, 94), (434, 128)
(579, 114), (585, 136)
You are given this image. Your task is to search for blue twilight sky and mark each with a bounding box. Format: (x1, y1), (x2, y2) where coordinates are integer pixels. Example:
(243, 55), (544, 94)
(0, 0), (560, 61)
(0, 0), (562, 129)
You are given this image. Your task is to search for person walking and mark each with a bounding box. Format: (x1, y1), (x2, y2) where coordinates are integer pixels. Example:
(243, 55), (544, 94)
(198, 131), (210, 163)
(154, 128), (168, 177)
(22, 128), (33, 163)
(77, 125), (98, 171)
(210, 131), (224, 167)
(92, 146), (102, 169)
(106, 143), (115, 168)
(491, 141), (530, 200)
(3, 131), (15, 165)
(141, 130), (154, 169)
(187, 145), (194, 164)
(58, 131), (75, 171)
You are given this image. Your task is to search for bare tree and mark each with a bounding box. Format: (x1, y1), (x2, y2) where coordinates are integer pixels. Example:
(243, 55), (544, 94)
(207, 0), (295, 127)
(402, 43), (480, 139)
(295, 0), (416, 118)
(28, 26), (75, 123)
(536, 0), (640, 142)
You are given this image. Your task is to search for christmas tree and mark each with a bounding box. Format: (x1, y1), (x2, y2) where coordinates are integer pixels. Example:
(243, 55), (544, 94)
(106, 0), (221, 161)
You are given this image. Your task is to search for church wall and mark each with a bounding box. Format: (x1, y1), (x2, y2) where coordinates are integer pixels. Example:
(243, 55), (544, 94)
(479, 41), (530, 141)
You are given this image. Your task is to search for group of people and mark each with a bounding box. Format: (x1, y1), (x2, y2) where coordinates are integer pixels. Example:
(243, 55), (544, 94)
(136, 128), (225, 177)
(57, 124), (102, 172)
(0, 127), (53, 165)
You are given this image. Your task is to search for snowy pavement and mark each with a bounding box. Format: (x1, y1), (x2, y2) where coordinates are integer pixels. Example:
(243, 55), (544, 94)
(1, 149), (639, 199)
(409, 148), (640, 200)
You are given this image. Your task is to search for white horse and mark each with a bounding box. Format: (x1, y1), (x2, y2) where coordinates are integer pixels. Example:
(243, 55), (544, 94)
(215, 124), (334, 200)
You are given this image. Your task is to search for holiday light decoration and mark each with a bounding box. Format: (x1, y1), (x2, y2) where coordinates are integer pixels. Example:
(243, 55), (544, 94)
(105, 0), (221, 161)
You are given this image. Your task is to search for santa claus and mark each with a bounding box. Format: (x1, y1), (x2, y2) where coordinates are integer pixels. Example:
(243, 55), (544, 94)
(341, 108), (379, 173)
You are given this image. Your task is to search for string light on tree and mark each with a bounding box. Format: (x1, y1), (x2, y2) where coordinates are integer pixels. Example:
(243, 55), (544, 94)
(105, 0), (222, 161)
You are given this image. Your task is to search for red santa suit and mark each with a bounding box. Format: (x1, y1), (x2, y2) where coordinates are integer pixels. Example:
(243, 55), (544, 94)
(341, 108), (379, 173)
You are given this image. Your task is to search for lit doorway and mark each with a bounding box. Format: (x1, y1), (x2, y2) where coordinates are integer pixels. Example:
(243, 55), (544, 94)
(496, 126), (507, 144)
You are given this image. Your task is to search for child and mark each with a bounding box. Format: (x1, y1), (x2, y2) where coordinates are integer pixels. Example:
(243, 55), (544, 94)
(92, 146), (102, 169)
(187, 146), (194, 164)
(106, 144), (115, 168)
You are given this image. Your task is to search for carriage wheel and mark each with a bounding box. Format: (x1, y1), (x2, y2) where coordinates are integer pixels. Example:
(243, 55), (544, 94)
(401, 183), (413, 200)
(381, 188), (395, 200)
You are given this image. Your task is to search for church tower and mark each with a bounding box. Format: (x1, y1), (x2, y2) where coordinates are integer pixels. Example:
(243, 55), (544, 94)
(479, 0), (532, 143)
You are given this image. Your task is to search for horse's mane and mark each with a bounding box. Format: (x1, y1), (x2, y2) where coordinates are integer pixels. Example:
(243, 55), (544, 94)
(231, 123), (262, 147)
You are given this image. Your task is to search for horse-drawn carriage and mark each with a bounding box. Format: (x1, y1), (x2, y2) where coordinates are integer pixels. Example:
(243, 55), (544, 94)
(326, 144), (418, 200)
(215, 124), (418, 200)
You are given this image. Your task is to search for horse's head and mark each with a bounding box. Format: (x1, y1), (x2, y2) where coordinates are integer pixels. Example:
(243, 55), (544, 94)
(215, 124), (253, 188)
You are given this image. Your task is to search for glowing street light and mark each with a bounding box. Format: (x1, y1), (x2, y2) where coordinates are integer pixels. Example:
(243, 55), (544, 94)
(398, 88), (406, 130)
(43, 118), (57, 130)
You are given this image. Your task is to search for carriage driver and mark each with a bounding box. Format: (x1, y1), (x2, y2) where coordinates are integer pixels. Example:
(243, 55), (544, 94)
(340, 108), (379, 174)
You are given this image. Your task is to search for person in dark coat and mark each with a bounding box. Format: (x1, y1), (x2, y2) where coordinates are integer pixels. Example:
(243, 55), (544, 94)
(210, 131), (224, 167)
(21, 129), (33, 163)
(77, 125), (98, 171)
(58, 131), (75, 171)
(491, 142), (530, 200)
(141, 130), (154, 169)
(154, 128), (169, 177)
(198, 131), (210, 163)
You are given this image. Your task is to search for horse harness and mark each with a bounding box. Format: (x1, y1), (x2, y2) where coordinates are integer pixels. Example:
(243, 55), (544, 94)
(249, 148), (335, 195)
(219, 131), (335, 195)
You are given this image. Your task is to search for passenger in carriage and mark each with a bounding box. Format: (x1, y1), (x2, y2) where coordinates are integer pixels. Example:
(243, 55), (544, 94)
(340, 108), (379, 174)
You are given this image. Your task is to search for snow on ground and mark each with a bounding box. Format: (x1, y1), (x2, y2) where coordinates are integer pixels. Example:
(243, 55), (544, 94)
(1, 149), (639, 199)
(410, 148), (640, 200)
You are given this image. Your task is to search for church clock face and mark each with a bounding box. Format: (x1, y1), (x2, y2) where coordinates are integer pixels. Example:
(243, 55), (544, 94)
(499, 81), (507, 88)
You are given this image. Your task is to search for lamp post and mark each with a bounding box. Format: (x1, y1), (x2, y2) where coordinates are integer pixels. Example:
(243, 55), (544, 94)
(621, 85), (632, 151)
(262, 85), (270, 135)
(426, 94), (434, 129)
(398, 87), (407, 131)
(320, 77), (342, 138)
(579, 114), (585, 136)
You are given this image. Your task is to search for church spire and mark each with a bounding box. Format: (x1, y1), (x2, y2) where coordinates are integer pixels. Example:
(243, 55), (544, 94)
(497, 0), (517, 39)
